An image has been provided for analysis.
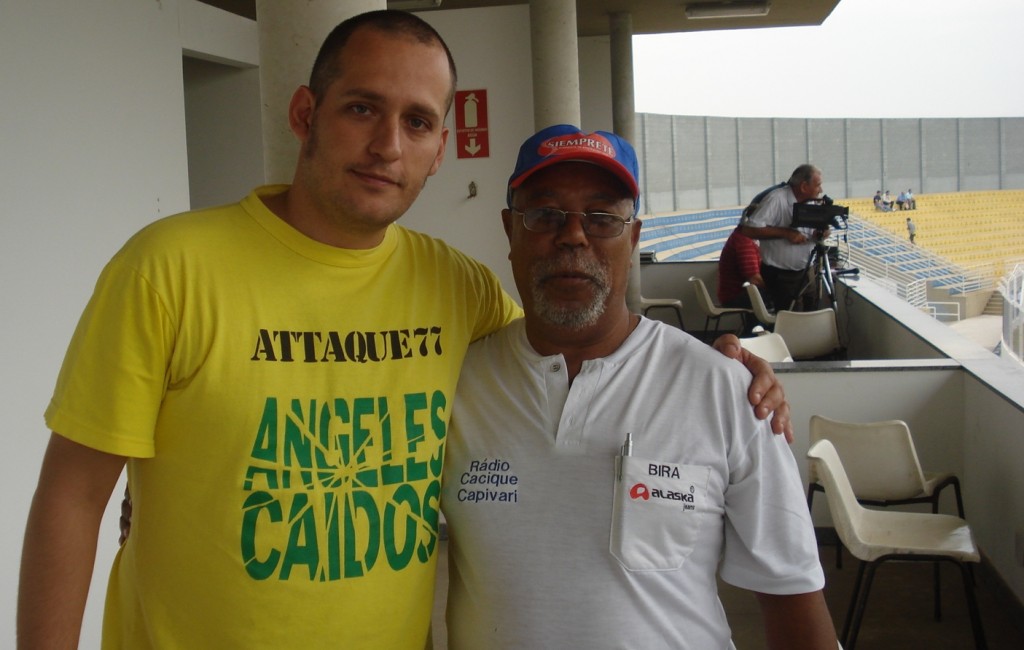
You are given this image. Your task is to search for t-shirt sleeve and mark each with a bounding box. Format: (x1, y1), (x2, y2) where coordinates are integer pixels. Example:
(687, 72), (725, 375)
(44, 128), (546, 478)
(45, 254), (174, 458)
(463, 258), (523, 342)
(718, 425), (825, 595)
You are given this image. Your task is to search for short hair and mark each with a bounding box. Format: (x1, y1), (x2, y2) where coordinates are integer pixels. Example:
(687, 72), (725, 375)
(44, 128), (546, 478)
(308, 10), (458, 113)
(787, 164), (820, 188)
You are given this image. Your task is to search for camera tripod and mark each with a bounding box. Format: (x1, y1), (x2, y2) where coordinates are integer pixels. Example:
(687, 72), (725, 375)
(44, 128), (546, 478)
(790, 238), (858, 314)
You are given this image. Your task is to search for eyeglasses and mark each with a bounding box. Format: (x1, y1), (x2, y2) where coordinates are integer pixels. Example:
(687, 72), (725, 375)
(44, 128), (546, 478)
(513, 208), (634, 238)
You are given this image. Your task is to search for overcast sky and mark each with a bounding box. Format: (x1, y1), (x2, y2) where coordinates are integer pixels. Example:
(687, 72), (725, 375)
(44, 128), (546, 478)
(632, 0), (1024, 118)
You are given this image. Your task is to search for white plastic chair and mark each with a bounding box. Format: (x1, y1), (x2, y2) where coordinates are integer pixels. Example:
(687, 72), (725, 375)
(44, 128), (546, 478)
(688, 276), (751, 335)
(773, 308), (841, 359)
(807, 416), (969, 643)
(743, 281), (776, 327)
(738, 332), (792, 362)
(807, 440), (986, 649)
(807, 415), (964, 517)
(640, 296), (685, 329)
(807, 415), (965, 569)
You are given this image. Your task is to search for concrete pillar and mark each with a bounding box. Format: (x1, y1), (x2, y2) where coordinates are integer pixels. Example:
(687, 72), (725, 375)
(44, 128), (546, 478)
(609, 12), (642, 314)
(609, 12), (636, 145)
(255, 0), (384, 184)
(529, 0), (581, 129)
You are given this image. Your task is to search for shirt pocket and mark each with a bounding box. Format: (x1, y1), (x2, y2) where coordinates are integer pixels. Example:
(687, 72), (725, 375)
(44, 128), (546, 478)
(609, 456), (711, 572)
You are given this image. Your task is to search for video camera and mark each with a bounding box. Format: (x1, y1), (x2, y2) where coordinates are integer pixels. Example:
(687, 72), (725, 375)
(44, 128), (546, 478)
(791, 195), (849, 230)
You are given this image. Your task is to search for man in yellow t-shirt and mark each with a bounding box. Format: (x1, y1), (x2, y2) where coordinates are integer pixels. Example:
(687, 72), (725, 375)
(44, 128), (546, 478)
(18, 10), (790, 650)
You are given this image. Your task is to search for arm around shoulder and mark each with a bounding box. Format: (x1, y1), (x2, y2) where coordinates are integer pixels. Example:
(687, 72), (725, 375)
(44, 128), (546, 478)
(739, 224), (767, 240)
(755, 590), (838, 650)
(742, 224), (803, 242)
(18, 433), (127, 650)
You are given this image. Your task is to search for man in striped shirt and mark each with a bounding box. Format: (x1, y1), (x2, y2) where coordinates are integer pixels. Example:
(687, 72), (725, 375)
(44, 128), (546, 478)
(718, 225), (766, 334)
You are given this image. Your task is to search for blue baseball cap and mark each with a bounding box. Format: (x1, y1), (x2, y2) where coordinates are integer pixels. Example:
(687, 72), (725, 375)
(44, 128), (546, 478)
(507, 124), (640, 212)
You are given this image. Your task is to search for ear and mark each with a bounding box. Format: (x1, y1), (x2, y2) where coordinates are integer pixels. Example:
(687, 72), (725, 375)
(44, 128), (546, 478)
(502, 208), (516, 239)
(628, 218), (642, 260)
(288, 86), (317, 142)
(501, 208), (516, 258)
(427, 126), (450, 177)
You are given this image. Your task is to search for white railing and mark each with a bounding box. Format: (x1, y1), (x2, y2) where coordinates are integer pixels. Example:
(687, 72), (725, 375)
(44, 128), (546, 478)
(905, 278), (930, 308)
(843, 214), (993, 318)
(1000, 264), (1024, 362)
(927, 302), (962, 322)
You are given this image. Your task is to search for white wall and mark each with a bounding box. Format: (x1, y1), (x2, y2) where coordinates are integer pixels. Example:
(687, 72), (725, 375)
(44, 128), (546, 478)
(963, 369), (1024, 601)
(403, 5), (534, 302)
(783, 367), (967, 520)
(1, 0), (191, 645)
(407, 6), (616, 303)
(183, 56), (265, 209)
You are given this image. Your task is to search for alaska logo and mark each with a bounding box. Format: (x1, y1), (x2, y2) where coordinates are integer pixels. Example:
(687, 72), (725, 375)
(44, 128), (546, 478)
(629, 483), (650, 500)
(630, 482), (696, 507)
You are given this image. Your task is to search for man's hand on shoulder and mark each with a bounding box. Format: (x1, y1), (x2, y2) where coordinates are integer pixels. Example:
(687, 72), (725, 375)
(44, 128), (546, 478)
(712, 334), (793, 443)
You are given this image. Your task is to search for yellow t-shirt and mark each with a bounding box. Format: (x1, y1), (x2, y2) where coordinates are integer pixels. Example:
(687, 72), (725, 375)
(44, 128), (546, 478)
(45, 186), (521, 649)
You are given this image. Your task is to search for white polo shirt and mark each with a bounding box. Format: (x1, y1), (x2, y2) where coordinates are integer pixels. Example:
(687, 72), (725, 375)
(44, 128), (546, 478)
(442, 318), (823, 649)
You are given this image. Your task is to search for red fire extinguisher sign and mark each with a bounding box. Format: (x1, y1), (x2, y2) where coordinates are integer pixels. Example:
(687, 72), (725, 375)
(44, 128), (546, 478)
(454, 89), (489, 159)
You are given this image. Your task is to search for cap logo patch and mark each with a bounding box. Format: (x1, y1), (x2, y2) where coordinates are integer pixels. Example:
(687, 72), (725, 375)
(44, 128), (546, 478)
(539, 134), (617, 159)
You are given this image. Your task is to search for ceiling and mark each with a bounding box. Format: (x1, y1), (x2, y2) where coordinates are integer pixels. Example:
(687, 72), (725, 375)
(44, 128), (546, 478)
(408, 1), (841, 37)
(203, 1), (841, 37)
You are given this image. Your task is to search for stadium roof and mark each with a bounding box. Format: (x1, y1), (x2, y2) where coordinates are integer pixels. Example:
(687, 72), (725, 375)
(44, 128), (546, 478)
(205, 1), (842, 38)
(396, 0), (842, 37)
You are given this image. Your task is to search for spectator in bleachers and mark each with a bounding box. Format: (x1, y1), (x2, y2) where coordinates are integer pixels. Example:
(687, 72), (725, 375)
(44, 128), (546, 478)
(883, 190), (895, 210)
(873, 190), (891, 211)
(718, 225), (766, 335)
(905, 188), (917, 209)
(741, 164), (828, 311)
(897, 190), (909, 210)
(906, 217), (917, 244)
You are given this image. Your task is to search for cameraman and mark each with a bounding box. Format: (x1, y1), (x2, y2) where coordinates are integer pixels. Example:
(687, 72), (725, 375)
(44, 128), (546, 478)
(741, 164), (828, 311)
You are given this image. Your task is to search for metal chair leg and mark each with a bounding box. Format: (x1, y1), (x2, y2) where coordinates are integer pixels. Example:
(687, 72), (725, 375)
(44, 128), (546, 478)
(952, 477), (965, 519)
(959, 561), (988, 649)
(843, 557), (986, 650)
(845, 560), (879, 650)
(842, 561), (873, 648)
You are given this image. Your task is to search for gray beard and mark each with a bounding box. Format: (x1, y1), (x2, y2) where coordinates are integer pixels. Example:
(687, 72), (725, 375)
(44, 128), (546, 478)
(529, 252), (611, 330)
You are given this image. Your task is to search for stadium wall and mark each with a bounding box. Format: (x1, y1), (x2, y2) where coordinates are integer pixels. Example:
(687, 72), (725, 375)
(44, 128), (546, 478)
(637, 115), (1024, 213)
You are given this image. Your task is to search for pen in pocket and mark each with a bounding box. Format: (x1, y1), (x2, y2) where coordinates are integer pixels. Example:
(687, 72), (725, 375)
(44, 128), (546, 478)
(617, 432), (633, 480)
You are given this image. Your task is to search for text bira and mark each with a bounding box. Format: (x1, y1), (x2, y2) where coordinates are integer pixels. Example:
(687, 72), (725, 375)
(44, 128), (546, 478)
(648, 463), (680, 479)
